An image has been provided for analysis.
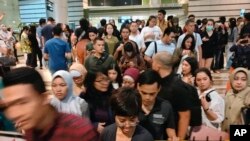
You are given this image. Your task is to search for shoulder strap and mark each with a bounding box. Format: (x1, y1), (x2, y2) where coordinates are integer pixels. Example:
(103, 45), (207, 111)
(154, 41), (157, 54)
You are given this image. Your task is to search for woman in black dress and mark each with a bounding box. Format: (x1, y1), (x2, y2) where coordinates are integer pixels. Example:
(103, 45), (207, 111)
(200, 19), (218, 70)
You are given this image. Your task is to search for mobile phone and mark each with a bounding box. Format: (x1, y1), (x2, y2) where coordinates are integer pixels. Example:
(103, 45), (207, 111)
(205, 94), (211, 102)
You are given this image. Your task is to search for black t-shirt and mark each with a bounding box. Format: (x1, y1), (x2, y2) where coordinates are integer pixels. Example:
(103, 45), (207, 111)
(158, 72), (192, 125)
(100, 124), (154, 141)
(138, 97), (175, 140)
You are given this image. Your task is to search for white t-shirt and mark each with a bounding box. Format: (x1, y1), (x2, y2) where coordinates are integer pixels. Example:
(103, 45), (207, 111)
(140, 26), (162, 42)
(198, 88), (225, 129)
(145, 40), (176, 57)
(177, 32), (202, 52)
(129, 34), (145, 50)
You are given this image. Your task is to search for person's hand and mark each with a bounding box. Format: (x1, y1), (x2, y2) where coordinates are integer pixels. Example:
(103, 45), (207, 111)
(202, 37), (209, 41)
(117, 43), (124, 52)
(97, 122), (106, 134)
(168, 136), (180, 141)
(200, 95), (209, 110)
(182, 50), (190, 56)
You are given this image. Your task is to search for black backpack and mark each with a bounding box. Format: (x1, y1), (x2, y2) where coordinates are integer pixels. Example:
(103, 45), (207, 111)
(174, 75), (202, 126)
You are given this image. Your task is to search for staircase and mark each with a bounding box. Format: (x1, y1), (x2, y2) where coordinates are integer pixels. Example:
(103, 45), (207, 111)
(212, 69), (229, 97)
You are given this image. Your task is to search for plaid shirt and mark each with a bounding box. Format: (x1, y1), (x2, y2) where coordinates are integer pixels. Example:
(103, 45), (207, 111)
(25, 113), (99, 141)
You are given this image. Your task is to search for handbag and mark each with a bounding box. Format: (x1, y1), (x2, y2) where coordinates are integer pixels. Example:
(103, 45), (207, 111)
(0, 56), (16, 67)
(190, 125), (229, 141)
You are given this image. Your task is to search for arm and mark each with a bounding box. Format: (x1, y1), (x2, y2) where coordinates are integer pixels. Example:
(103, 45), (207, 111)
(44, 53), (49, 60)
(177, 110), (190, 140)
(166, 128), (178, 141)
(113, 43), (123, 61)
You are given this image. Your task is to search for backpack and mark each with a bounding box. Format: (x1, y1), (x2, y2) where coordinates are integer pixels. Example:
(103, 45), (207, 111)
(174, 74), (202, 126)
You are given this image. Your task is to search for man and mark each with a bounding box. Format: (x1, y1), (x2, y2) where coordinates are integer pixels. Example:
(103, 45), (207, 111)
(157, 9), (168, 33)
(41, 17), (55, 47)
(137, 69), (178, 140)
(177, 19), (202, 62)
(129, 21), (146, 53)
(0, 67), (98, 141)
(144, 27), (176, 65)
(84, 37), (116, 72)
(152, 52), (191, 140)
(44, 25), (71, 74)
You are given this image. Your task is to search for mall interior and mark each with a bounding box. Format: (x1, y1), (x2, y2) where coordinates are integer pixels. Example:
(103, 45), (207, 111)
(0, 0), (250, 30)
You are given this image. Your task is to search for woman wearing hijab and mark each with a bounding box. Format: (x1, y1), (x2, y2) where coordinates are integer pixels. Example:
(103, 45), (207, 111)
(222, 68), (250, 132)
(50, 70), (89, 118)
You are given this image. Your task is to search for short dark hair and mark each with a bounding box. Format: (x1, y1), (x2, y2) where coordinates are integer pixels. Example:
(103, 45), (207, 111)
(47, 17), (55, 22)
(158, 9), (166, 15)
(194, 68), (213, 86)
(53, 25), (62, 36)
(93, 37), (104, 45)
(181, 34), (195, 51)
(2, 67), (46, 94)
(219, 16), (226, 24)
(185, 19), (195, 25)
(79, 18), (89, 30)
(167, 15), (173, 21)
(188, 14), (195, 19)
(100, 19), (107, 26)
(110, 87), (141, 116)
(137, 69), (161, 88)
(120, 26), (130, 33)
(88, 26), (98, 34)
(39, 18), (46, 25)
(163, 27), (175, 36)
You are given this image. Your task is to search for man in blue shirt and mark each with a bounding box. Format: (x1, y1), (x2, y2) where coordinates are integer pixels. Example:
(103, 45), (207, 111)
(44, 25), (71, 74)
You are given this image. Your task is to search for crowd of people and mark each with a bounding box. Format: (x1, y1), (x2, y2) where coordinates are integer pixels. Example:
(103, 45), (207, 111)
(0, 9), (250, 141)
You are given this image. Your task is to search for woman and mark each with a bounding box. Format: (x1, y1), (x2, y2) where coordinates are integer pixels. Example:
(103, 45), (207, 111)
(172, 34), (197, 72)
(50, 70), (89, 117)
(118, 41), (145, 72)
(107, 63), (122, 90)
(200, 19), (218, 70)
(194, 68), (225, 129)
(140, 15), (162, 48)
(104, 23), (119, 55)
(20, 26), (32, 66)
(69, 62), (87, 96)
(100, 87), (154, 141)
(81, 70), (114, 134)
(28, 25), (42, 68)
(222, 68), (250, 132)
(180, 57), (199, 86)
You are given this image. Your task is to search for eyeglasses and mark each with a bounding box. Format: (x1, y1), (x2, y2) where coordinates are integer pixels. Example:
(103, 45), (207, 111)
(116, 120), (138, 128)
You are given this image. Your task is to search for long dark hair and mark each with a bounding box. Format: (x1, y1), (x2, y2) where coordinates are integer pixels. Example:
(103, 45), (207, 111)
(19, 26), (29, 40)
(181, 34), (195, 51)
(146, 15), (156, 27)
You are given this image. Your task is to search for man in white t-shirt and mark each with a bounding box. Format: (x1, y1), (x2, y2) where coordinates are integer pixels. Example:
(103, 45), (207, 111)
(177, 19), (202, 62)
(144, 28), (176, 65)
(129, 21), (146, 53)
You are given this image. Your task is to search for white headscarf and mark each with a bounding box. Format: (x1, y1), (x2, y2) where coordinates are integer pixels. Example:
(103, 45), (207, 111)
(50, 70), (89, 117)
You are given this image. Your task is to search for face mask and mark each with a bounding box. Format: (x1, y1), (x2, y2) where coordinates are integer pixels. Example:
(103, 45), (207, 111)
(206, 26), (214, 31)
(126, 52), (133, 57)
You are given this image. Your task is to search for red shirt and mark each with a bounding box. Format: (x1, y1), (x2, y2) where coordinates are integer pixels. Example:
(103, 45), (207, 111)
(25, 113), (99, 141)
